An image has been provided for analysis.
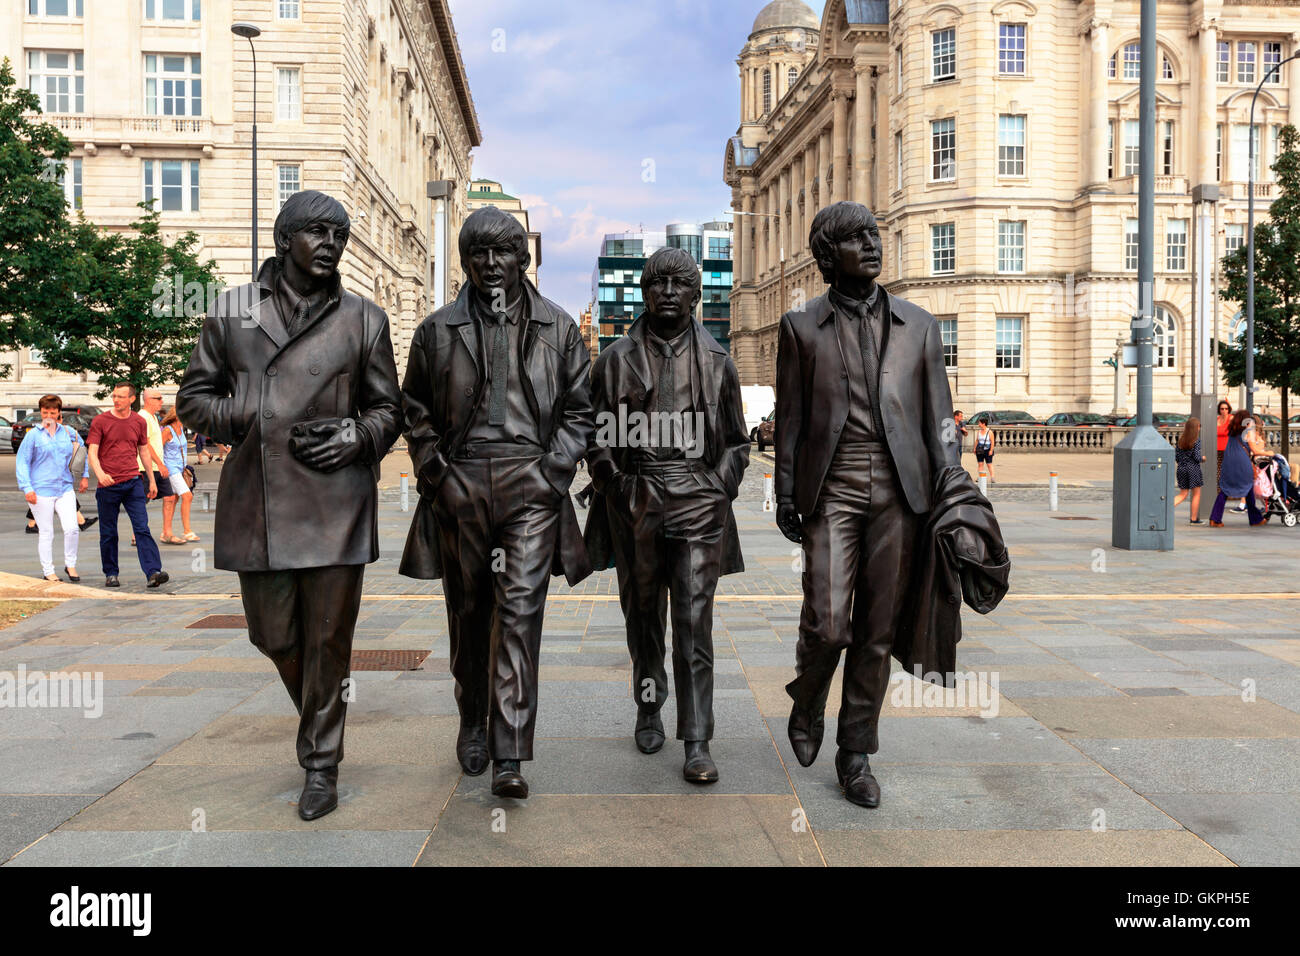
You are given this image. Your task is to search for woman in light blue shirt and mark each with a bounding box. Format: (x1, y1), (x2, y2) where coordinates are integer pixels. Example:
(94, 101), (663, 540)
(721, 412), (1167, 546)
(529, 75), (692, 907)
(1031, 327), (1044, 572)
(159, 406), (198, 543)
(16, 394), (90, 582)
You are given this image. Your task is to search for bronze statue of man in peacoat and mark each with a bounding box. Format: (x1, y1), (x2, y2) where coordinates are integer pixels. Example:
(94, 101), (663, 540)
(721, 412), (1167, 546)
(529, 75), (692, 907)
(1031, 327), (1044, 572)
(775, 201), (956, 809)
(400, 206), (594, 800)
(177, 190), (402, 821)
(584, 247), (749, 783)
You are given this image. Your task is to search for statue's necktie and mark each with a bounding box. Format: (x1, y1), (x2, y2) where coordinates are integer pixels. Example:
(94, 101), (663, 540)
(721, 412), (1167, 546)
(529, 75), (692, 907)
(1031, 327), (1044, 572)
(656, 342), (674, 415)
(289, 300), (309, 338)
(488, 313), (509, 426)
(857, 302), (886, 436)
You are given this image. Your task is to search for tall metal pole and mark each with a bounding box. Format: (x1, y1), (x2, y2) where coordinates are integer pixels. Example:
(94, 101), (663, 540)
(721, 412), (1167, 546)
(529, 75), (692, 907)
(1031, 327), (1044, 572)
(1246, 50), (1300, 414)
(232, 23), (263, 279)
(1135, 0), (1154, 429)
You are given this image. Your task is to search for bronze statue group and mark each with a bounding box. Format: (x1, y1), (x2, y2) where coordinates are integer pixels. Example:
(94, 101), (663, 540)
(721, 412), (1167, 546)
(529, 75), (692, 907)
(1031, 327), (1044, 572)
(176, 192), (1009, 821)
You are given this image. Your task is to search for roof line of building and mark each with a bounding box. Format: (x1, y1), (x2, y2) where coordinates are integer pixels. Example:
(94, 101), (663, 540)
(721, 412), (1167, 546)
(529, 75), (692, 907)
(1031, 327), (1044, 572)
(428, 0), (483, 147)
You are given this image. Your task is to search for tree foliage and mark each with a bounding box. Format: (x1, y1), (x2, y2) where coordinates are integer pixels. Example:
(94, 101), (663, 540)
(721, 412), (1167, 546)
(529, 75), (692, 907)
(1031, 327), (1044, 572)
(1218, 124), (1300, 448)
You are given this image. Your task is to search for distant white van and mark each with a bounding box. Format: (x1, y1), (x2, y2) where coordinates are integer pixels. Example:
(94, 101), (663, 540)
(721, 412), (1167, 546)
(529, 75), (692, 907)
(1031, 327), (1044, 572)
(740, 385), (776, 442)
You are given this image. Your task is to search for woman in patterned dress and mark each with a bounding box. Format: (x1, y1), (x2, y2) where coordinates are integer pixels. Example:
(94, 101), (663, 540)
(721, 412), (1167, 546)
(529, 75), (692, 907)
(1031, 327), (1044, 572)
(1173, 417), (1205, 524)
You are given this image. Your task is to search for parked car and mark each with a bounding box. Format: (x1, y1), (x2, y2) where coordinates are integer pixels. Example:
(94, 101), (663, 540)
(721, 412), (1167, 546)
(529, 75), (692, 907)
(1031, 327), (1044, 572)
(10, 412), (93, 454)
(1043, 412), (1116, 427)
(0, 415), (11, 450)
(1254, 413), (1281, 426)
(741, 385), (775, 443)
(968, 410), (1042, 426)
(757, 411), (775, 452)
(1111, 412), (1191, 427)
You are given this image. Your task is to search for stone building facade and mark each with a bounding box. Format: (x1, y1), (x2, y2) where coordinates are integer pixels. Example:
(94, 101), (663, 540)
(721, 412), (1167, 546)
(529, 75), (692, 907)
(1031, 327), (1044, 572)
(724, 0), (1300, 417)
(1, 0), (480, 416)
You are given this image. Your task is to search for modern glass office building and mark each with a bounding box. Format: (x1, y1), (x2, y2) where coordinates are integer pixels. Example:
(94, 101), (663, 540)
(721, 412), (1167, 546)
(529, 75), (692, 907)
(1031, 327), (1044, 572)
(593, 221), (734, 352)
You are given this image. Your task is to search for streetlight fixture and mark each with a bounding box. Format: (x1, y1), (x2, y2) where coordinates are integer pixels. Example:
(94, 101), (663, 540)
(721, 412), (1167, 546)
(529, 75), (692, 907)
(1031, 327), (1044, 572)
(231, 22), (262, 279)
(1245, 48), (1300, 413)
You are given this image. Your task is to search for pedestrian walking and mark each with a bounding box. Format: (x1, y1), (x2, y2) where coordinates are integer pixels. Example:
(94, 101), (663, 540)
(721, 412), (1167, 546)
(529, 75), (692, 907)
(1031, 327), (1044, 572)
(158, 407), (198, 544)
(87, 383), (169, 588)
(1209, 410), (1267, 528)
(974, 416), (995, 481)
(950, 410), (968, 466)
(1173, 417), (1205, 524)
(16, 394), (89, 582)
(1216, 400), (1232, 476)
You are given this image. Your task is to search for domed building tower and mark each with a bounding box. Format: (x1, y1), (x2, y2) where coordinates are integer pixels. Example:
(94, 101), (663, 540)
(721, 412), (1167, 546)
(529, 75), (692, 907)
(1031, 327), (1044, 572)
(738, 1), (820, 125)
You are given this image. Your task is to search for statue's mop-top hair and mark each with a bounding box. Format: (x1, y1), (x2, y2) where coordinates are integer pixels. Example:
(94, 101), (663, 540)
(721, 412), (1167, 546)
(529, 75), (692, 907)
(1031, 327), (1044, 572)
(274, 190), (351, 265)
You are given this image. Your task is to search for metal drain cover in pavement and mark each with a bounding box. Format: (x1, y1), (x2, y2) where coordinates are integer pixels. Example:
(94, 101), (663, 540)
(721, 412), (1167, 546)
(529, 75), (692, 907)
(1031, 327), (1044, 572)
(187, 614), (248, 628)
(350, 650), (430, 671)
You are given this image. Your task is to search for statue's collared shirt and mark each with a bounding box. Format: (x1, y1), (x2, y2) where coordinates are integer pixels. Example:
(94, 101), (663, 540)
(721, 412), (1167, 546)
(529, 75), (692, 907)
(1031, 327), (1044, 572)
(463, 290), (543, 451)
(271, 266), (338, 340)
(641, 323), (695, 461)
(829, 284), (886, 443)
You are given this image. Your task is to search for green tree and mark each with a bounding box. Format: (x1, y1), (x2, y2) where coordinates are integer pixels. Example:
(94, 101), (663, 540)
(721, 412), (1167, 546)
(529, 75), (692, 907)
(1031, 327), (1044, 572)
(1218, 123), (1300, 452)
(26, 203), (223, 405)
(0, 56), (76, 376)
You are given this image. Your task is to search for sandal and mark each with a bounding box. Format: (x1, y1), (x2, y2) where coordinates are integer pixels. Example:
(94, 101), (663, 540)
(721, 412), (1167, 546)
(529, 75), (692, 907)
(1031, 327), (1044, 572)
(161, 535), (187, 545)
(43, 574), (60, 583)
(183, 532), (200, 541)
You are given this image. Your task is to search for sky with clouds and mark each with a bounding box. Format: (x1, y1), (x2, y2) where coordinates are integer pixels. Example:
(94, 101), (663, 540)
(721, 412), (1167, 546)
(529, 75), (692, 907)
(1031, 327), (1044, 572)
(446, 0), (826, 317)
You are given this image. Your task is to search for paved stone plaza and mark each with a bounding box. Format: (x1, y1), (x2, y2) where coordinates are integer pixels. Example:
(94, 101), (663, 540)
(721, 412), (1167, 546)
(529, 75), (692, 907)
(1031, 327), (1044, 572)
(0, 452), (1296, 866)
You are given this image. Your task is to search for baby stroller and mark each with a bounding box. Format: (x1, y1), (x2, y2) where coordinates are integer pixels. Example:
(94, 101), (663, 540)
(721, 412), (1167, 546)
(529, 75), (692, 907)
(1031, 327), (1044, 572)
(1253, 455), (1299, 527)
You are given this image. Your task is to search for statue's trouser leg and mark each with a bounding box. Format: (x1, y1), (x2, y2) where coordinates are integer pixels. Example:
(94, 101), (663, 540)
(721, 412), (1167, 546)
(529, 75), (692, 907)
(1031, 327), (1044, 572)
(787, 443), (915, 754)
(240, 564), (365, 770)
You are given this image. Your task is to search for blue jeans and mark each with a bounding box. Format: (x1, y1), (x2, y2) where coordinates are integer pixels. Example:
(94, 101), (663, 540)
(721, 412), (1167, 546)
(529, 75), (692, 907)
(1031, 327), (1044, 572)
(96, 476), (162, 578)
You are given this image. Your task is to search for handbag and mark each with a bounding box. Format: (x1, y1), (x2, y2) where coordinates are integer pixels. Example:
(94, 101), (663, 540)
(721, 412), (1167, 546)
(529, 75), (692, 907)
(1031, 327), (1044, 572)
(65, 426), (87, 480)
(183, 465), (196, 490)
(1254, 466), (1274, 501)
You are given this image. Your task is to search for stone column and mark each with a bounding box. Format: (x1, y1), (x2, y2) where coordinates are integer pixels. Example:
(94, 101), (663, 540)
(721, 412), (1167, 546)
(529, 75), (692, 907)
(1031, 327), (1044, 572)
(817, 127), (830, 210)
(744, 191), (756, 282)
(1087, 18), (1110, 188)
(778, 166), (790, 266)
(1195, 21), (1217, 186)
(854, 48), (873, 202)
(791, 152), (805, 253)
(762, 184), (772, 275)
(803, 141), (816, 251)
(1291, 33), (1300, 137)
(832, 89), (850, 202)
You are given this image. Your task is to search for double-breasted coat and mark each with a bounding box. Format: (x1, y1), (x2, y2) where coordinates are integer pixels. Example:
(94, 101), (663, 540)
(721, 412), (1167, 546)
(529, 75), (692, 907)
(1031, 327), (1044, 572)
(582, 315), (750, 574)
(176, 258), (403, 572)
(398, 279), (595, 586)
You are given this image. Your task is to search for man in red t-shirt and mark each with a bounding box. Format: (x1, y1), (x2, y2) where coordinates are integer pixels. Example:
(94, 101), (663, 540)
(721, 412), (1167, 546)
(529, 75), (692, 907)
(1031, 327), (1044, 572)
(87, 382), (168, 589)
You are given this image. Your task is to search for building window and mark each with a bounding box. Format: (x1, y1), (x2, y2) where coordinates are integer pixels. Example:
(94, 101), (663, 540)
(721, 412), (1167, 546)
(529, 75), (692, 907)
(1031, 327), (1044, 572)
(995, 317), (1023, 370)
(1237, 41), (1256, 84)
(895, 46), (903, 95)
(931, 223), (955, 275)
(1165, 219), (1187, 271)
(277, 67), (301, 121)
(930, 117), (956, 181)
(1231, 124), (1260, 181)
(1153, 306), (1176, 368)
(1161, 120), (1174, 176)
(42, 156), (82, 210)
(997, 114), (1026, 176)
(279, 0), (301, 19)
(894, 230), (903, 278)
(998, 24), (1026, 75)
(1107, 121), (1114, 179)
(1122, 43), (1141, 80)
(1122, 119), (1140, 177)
(931, 28), (956, 82)
(1162, 54), (1174, 80)
(1264, 42), (1283, 84)
(708, 236), (731, 259)
(144, 0), (200, 21)
(762, 69), (771, 113)
(1108, 54), (1116, 79)
(277, 164), (300, 210)
(144, 54), (202, 116)
(26, 50), (84, 114)
(1216, 124), (1223, 181)
(1225, 223), (1245, 256)
(997, 221), (1025, 273)
(788, 66), (798, 89)
(1271, 125), (1282, 177)
(143, 159), (200, 212)
(1216, 41), (1230, 82)
(895, 130), (903, 190)
(939, 317), (958, 369)
(1124, 218), (1140, 270)
(28, 0), (83, 15)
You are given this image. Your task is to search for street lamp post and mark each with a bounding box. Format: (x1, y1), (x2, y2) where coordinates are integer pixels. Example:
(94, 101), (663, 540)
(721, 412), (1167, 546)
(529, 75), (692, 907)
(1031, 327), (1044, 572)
(1245, 49), (1300, 413)
(232, 22), (262, 280)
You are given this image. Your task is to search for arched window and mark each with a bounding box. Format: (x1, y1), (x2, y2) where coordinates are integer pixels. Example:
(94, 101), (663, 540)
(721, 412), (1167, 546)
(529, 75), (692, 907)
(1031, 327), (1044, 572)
(1162, 54), (1174, 80)
(1122, 42), (1141, 80)
(788, 66), (799, 88)
(1153, 305), (1177, 368)
(763, 69), (772, 113)
(1230, 310), (1246, 343)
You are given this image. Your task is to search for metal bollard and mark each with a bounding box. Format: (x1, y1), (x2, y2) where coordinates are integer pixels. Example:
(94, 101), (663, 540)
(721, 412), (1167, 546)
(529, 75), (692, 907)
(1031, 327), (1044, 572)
(1049, 471), (1059, 511)
(763, 473), (774, 512)
(400, 472), (409, 512)
(978, 473), (988, 497)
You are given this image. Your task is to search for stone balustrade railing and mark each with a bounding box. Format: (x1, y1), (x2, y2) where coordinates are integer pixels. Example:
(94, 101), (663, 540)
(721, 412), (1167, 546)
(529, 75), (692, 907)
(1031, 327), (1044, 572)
(978, 424), (1298, 453)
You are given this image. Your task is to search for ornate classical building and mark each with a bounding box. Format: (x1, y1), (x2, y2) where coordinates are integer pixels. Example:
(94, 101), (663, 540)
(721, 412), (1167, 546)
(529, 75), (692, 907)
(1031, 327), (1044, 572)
(724, 0), (1300, 417)
(1, 0), (480, 416)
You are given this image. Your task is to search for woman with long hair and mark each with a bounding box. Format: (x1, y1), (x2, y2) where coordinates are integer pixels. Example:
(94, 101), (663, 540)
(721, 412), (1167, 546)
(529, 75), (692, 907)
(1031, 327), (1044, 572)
(974, 416), (995, 482)
(1173, 417), (1205, 523)
(1215, 400), (1232, 476)
(1210, 410), (1267, 527)
(158, 407), (198, 544)
(15, 395), (89, 581)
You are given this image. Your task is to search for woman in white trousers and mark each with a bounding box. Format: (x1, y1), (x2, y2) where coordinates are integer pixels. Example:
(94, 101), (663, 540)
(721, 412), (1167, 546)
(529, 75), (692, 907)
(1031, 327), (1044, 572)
(16, 395), (90, 582)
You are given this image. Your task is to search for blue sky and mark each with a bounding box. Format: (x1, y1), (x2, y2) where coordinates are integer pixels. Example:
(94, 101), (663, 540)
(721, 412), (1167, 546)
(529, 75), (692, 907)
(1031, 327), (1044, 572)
(446, 0), (826, 316)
